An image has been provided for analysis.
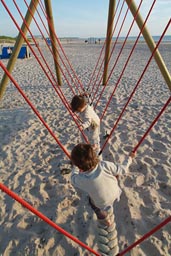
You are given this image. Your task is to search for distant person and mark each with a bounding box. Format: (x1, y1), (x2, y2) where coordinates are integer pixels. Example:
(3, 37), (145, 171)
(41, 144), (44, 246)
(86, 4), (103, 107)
(7, 47), (12, 56)
(71, 143), (135, 226)
(71, 95), (101, 156)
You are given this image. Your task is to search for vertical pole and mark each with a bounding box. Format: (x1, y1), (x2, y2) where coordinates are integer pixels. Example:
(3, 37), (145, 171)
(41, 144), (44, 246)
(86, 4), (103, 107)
(103, 0), (116, 85)
(26, 45), (29, 59)
(0, 0), (40, 101)
(44, 0), (62, 86)
(125, 0), (171, 91)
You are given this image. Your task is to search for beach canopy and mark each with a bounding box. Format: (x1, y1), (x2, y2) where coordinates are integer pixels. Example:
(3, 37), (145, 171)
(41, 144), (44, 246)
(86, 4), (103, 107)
(0, 45), (30, 59)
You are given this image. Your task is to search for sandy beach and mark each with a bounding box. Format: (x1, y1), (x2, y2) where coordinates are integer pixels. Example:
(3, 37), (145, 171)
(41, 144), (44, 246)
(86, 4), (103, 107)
(0, 39), (171, 256)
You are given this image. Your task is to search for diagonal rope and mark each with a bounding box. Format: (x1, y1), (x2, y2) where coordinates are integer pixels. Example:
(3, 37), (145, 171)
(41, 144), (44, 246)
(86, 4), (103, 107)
(0, 183), (100, 256)
(2, 0), (88, 143)
(91, 0), (126, 104)
(23, 0), (85, 125)
(0, 60), (70, 158)
(13, 0), (88, 142)
(1, 3), (170, 256)
(13, 0), (73, 94)
(39, 0), (85, 93)
(132, 96), (171, 153)
(26, 0), (80, 95)
(29, 1), (89, 138)
(100, 0), (156, 121)
(99, 18), (170, 156)
(18, 0), (77, 96)
(86, 0), (122, 96)
(94, 0), (143, 110)
(118, 216), (171, 256)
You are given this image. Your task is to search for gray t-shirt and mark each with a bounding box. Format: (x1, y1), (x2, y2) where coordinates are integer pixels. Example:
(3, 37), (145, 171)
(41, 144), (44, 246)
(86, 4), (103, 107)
(79, 105), (100, 145)
(71, 157), (132, 209)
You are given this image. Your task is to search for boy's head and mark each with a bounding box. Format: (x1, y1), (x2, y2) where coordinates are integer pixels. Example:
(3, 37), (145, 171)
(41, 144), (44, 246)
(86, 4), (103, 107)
(71, 95), (87, 112)
(71, 143), (99, 172)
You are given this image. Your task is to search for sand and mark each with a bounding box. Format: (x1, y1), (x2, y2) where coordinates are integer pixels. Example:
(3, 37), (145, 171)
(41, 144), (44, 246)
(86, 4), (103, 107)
(0, 39), (171, 256)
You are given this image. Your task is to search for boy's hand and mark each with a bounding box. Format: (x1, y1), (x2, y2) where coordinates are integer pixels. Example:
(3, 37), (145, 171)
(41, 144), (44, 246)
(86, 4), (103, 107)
(130, 151), (136, 158)
(79, 125), (84, 131)
(91, 121), (98, 130)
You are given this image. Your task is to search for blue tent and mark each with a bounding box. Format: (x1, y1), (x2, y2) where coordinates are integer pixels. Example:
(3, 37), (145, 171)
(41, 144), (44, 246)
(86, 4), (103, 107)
(0, 45), (30, 59)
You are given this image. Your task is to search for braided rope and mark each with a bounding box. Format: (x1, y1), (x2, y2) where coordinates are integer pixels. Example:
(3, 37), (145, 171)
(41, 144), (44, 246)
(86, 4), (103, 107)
(97, 208), (119, 256)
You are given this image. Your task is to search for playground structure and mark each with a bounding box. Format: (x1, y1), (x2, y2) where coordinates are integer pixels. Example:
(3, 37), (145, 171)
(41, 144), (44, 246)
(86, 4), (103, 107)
(0, 0), (171, 255)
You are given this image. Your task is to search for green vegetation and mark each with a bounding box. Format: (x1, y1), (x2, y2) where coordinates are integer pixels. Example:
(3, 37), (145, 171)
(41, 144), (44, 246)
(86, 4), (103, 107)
(0, 36), (16, 43)
(0, 36), (33, 44)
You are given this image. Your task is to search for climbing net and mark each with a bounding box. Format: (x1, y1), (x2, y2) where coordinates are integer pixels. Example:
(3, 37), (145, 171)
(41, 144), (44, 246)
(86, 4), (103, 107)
(0, 0), (171, 255)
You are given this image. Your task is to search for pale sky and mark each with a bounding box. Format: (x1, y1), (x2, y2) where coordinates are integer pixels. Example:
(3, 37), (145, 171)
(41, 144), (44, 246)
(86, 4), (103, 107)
(0, 0), (170, 38)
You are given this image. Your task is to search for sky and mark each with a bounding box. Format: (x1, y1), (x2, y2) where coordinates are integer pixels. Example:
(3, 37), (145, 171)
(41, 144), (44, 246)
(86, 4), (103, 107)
(0, 0), (170, 38)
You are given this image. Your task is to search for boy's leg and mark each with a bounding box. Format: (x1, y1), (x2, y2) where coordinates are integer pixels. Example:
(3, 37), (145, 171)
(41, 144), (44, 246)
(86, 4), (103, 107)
(91, 132), (102, 160)
(89, 197), (108, 220)
(89, 198), (112, 226)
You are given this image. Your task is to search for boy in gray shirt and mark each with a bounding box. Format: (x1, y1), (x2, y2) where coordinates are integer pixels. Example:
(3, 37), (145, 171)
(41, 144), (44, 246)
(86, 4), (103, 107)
(71, 95), (100, 154)
(71, 143), (134, 226)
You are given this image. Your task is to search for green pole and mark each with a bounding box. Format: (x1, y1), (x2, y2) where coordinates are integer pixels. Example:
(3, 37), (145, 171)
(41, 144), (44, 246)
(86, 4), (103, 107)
(125, 0), (171, 91)
(0, 0), (40, 101)
(103, 0), (116, 85)
(44, 0), (62, 86)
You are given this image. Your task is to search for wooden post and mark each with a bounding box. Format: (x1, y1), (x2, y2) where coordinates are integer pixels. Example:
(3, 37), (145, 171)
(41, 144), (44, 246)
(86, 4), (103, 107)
(103, 0), (116, 85)
(0, 0), (39, 101)
(44, 0), (62, 86)
(125, 0), (171, 91)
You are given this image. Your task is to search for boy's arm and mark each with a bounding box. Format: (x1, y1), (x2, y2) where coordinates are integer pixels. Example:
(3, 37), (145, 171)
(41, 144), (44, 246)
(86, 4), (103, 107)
(81, 116), (91, 130)
(116, 156), (132, 175)
(71, 166), (81, 187)
(110, 153), (135, 176)
(81, 106), (92, 130)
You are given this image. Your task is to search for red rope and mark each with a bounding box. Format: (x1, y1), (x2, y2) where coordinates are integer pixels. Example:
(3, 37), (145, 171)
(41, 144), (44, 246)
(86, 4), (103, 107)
(100, 0), (157, 121)
(91, 0), (126, 105)
(99, 17), (170, 155)
(1, 0), (88, 144)
(117, 216), (171, 255)
(0, 61), (70, 158)
(22, 0), (88, 140)
(0, 183), (100, 256)
(1, 3), (170, 256)
(39, 0), (84, 93)
(94, 0), (143, 110)
(86, 0), (122, 94)
(12, 1), (57, 84)
(15, 0), (76, 96)
(132, 96), (171, 153)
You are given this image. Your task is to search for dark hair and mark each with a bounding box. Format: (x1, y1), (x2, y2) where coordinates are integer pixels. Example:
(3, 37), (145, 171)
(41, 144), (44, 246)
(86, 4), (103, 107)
(71, 144), (99, 172)
(70, 95), (87, 112)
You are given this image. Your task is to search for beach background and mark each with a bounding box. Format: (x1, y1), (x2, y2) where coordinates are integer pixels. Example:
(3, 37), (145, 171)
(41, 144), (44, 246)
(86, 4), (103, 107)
(0, 38), (171, 256)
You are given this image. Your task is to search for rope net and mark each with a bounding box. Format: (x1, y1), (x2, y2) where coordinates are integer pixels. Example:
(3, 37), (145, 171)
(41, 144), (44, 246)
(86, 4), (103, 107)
(0, 0), (171, 255)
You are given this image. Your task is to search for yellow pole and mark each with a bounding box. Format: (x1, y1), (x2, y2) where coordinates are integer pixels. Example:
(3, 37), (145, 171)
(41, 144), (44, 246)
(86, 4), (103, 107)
(0, 0), (40, 101)
(44, 0), (62, 86)
(103, 0), (116, 85)
(125, 0), (171, 91)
